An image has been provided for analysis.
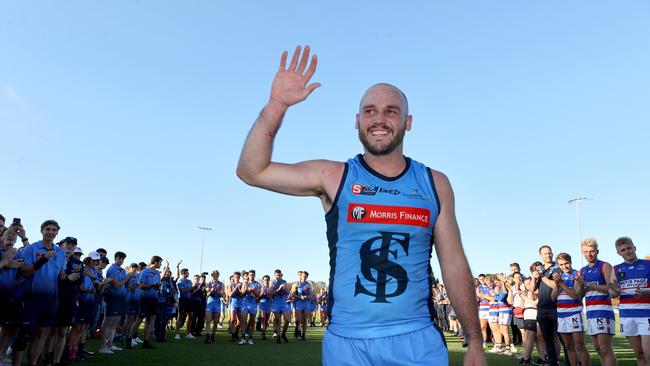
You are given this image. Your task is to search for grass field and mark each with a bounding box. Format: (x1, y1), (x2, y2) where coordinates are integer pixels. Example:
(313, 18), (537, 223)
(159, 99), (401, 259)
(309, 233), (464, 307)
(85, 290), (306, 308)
(77, 326), (640, 366)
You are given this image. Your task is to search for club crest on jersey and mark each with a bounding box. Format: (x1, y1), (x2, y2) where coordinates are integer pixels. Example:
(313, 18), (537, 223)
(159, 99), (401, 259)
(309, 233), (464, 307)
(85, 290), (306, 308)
(351, 206), (367, 220)
(618, 270), (626, 280)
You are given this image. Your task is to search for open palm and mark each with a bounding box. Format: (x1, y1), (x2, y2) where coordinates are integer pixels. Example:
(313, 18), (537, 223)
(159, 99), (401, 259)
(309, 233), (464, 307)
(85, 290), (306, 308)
(270, 45), (320, 107)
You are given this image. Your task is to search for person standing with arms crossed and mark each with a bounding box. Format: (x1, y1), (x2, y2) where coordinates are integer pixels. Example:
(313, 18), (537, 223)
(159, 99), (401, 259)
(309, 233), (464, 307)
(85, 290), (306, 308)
(236, 45), (486, 366)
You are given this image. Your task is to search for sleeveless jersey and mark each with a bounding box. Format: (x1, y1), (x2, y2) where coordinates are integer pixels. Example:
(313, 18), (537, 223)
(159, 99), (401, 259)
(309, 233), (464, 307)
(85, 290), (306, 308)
(229, 281), (243, 300)
(326, 155), (440, 338)
(272, 279), (288, 303)
(244, 281), (260, 303)
(495, 289), (511, 314)
(556, 270), (582, 318)
(207, 280), (223, 303)
(613, 259), (650, 318)
(259, 285), (272, 303)
(296, 281), (312, 297)
(478, 285), (491, 311)
(580, 260), (615, 320)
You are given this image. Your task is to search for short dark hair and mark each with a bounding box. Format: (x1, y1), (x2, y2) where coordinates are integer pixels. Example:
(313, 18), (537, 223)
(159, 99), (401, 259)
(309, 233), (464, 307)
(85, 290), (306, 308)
(114, 251), (126, 259)
(41, 219), (60, 232)
(510, 262), (520, 268)
(556, 252), (572, 263)
(0, 214), (5, 222)
(249, 269), (255, 274)
(138, 262), (147, 270)
(538, 245), (552, 254)
(181, 268), (189, 273)
(274, 269), (282, 274)
(150, 255), (162, 265)
(263, 275), (270, 280)
(478, 273), (486, 278)
(100, 257), (109, 264)
(96, 248), (107, 255)
(234, 271), (241, 276)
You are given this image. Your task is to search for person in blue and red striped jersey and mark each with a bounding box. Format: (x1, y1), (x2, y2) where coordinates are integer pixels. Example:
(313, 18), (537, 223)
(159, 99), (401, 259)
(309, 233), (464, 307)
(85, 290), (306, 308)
(609, 236), (650, 365)
(551, 252), (589, 366)
(575, 238), (617, 366)
(494, 274), (515, 355)
(475, 274), (491, 349)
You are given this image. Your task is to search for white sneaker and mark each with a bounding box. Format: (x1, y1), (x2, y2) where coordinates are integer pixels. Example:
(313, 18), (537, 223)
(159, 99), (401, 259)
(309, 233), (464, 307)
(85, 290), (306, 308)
(133, 337), (144, 344)
(238, 338), (246, 345)
(510, 345), (517, 354)
(185, 334), (196, 339)
(99, 347), (114, 354)
(489, 346), (502, 353)
(110, 345), (122, 351)
(503, 350), (512, 356)
(217, 324), (223, 329)
(174, 334), (181, 340)
(247, 339), (254, 345)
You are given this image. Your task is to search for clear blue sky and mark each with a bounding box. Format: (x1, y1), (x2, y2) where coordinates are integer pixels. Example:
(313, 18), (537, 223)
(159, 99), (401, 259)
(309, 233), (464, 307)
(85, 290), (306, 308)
(2, 1), (648, 283)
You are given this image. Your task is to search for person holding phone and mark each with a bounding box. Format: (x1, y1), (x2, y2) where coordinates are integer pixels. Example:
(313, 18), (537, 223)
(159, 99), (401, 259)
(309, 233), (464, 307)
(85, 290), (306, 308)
(0, 225), (26, 363)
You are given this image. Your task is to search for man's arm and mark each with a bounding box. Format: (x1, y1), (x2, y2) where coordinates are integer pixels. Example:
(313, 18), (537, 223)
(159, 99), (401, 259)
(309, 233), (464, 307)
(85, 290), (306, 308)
(431, 170), (486, 366)
(236, 46), (343, 203)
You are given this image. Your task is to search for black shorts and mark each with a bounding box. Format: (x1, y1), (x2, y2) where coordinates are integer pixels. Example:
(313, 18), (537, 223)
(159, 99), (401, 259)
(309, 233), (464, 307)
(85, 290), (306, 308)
(74, 300), (95, 324)
(139, 297), (158, 317)
(523, 319), (537, 332)
(54, 297), (76, 327)
(179, 297), (192, 313)
(22, 293), (58, 328)
(0, 290), (22, 327)
(105, 295), (126, 317)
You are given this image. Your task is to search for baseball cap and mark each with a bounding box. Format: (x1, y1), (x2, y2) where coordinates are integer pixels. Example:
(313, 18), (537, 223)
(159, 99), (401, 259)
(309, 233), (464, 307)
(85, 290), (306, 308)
(73, 247), (84, 255)
(88, 251), (101, 261)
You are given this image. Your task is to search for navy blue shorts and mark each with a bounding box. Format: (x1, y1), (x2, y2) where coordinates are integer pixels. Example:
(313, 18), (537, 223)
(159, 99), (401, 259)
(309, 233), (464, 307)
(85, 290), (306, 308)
(21, 293), (58, 328)
(126, 298), (140, 316)
(54, 297), (76, 327)
(179, 297), (192, 313)
(139, 297), (158, 317)
(0, 290), (22, 327)
(105, 295), (126, 317)
(74, 300), (95, 324)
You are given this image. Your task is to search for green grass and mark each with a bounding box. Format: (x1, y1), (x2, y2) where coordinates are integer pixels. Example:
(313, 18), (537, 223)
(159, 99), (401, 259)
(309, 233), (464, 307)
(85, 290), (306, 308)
(79, 327), (639, 366)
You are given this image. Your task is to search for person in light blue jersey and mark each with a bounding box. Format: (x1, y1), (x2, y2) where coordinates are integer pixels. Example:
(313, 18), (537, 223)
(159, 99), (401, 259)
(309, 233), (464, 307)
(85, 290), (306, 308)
(258, 275), (273, 340)
(123, 262), (140, 349)
(100, 251), (133, 354)
(271, 269), (291, 344)
(12, 220), (67, 366)
(227, 271), (244, 342)
(237, 45), (486, 366)
(291, 271), (312, 340)
(131, 255), (162, 349)
(67, 253), (99, 362)
(174, 266), (194, 340)
(0, 225), (26, 362)
(240, 270), (261, 345)
(204, 270), (223, 344)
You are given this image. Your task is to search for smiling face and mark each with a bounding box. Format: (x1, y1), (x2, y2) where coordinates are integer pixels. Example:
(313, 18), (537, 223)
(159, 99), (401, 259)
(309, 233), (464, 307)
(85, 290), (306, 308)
(356, 84), (412, 156)
(539, 247), (554, 265)
(557, 258), (572, 273)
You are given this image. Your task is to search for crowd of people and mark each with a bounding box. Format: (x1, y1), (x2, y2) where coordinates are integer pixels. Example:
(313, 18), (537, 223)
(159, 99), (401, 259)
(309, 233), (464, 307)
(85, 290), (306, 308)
(432, 237), (649, 366)
(0, 215), (329, 366)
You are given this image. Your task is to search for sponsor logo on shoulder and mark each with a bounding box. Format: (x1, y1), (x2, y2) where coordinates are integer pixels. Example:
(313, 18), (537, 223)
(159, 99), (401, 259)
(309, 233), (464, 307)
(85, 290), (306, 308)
(351, 183), (399, 196)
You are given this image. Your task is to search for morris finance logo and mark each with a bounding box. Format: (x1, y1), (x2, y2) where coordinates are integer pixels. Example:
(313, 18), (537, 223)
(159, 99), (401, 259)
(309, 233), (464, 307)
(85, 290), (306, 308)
(351, 206), (366, 220)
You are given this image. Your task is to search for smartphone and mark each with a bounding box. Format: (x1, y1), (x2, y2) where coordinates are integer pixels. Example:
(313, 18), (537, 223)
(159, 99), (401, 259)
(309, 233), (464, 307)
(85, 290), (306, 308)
(12, 218), (21, 226)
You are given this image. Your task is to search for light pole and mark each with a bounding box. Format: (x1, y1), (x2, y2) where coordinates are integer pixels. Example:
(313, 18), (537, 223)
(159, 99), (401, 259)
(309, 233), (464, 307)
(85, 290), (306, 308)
(568, 197), (590, 266)
(196, 226), (213, 273)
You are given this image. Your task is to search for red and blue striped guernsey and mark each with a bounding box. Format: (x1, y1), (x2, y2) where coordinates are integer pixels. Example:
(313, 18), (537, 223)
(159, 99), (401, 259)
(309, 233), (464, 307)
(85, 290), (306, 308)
(614, 259), (650, 318)
(579, 260), (615, 320)
(556, 270), (582, 318)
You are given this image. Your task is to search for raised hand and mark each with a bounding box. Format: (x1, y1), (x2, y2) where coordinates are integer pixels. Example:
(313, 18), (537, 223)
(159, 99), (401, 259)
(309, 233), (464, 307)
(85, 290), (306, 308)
(269, 45), (320, 109)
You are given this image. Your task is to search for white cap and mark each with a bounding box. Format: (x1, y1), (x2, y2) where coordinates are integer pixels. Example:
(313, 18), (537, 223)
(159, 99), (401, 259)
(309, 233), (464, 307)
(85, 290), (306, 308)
(73, 247), (83, 254)
(87, 251), (101, 261)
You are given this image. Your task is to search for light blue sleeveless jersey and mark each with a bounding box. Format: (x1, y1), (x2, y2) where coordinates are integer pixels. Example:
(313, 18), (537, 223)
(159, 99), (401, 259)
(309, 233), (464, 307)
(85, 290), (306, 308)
(326, 154), (440, 338)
